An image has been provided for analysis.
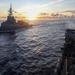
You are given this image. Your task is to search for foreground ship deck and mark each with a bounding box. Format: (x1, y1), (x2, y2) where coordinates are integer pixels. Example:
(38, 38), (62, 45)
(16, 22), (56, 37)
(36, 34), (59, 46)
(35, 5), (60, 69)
(55, 29), (75, 75)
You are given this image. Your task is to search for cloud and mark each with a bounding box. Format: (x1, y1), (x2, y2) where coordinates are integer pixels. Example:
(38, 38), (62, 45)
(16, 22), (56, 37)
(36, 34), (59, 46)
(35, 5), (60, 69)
(55, 4), (63, 6)
(21, 0), (64, 10)
(17, 0), (64, 16)
(40, 0), (64, 7)
(60, 10), (75, 15)
(64, 10), (75, 14)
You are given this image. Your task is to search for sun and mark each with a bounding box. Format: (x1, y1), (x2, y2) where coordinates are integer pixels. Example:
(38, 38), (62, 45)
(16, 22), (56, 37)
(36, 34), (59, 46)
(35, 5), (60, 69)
(28, 16), (35, 20)
(28, 14), (35, 20)
(18, 4), (42, 20)
(27, 13), (36, 20)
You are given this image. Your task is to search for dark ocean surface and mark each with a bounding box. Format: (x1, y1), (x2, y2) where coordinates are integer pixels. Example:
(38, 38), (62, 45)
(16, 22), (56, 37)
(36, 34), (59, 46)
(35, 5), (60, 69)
(0, 20), (75, 75)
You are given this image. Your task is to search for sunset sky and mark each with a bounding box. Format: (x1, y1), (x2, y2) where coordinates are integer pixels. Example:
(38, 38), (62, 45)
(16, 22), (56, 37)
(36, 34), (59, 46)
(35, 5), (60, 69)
(0, 0), (75, 20)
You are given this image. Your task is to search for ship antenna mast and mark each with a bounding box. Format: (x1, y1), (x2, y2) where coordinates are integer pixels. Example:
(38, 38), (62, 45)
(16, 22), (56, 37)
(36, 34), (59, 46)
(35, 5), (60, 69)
(9, 3), (13, 17)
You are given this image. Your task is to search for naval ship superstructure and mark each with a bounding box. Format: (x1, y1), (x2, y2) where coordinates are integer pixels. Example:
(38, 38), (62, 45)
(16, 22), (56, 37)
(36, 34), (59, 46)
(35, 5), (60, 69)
(0, 4), (32, 33)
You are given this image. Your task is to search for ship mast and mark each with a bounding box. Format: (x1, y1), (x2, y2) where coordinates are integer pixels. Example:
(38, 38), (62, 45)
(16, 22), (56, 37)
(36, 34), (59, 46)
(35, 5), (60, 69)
(9, 4), (13, 17)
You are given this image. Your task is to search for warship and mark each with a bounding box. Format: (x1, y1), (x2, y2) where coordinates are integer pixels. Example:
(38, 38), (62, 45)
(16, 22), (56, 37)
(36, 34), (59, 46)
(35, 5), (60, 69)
(0, 4), (32, 33)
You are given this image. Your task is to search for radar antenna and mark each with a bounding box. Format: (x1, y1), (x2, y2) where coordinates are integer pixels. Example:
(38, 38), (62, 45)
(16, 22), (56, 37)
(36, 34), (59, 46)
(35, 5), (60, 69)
(9, 3), (13, 17)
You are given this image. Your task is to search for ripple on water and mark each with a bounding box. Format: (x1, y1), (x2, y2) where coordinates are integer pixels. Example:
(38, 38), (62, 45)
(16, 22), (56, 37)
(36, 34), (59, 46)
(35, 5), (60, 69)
(0, 20), (68, 75)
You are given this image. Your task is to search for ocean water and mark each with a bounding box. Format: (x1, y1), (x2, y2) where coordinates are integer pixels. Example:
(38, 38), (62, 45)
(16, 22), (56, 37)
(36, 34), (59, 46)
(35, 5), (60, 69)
(0, 20), (75, 75)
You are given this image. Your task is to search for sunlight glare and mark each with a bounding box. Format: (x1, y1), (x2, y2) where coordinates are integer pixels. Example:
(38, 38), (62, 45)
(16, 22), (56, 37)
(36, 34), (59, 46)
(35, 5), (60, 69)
(18, 4), (49, 20)
(27, 12), (36, 20)
(19, 5), (42, 20)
